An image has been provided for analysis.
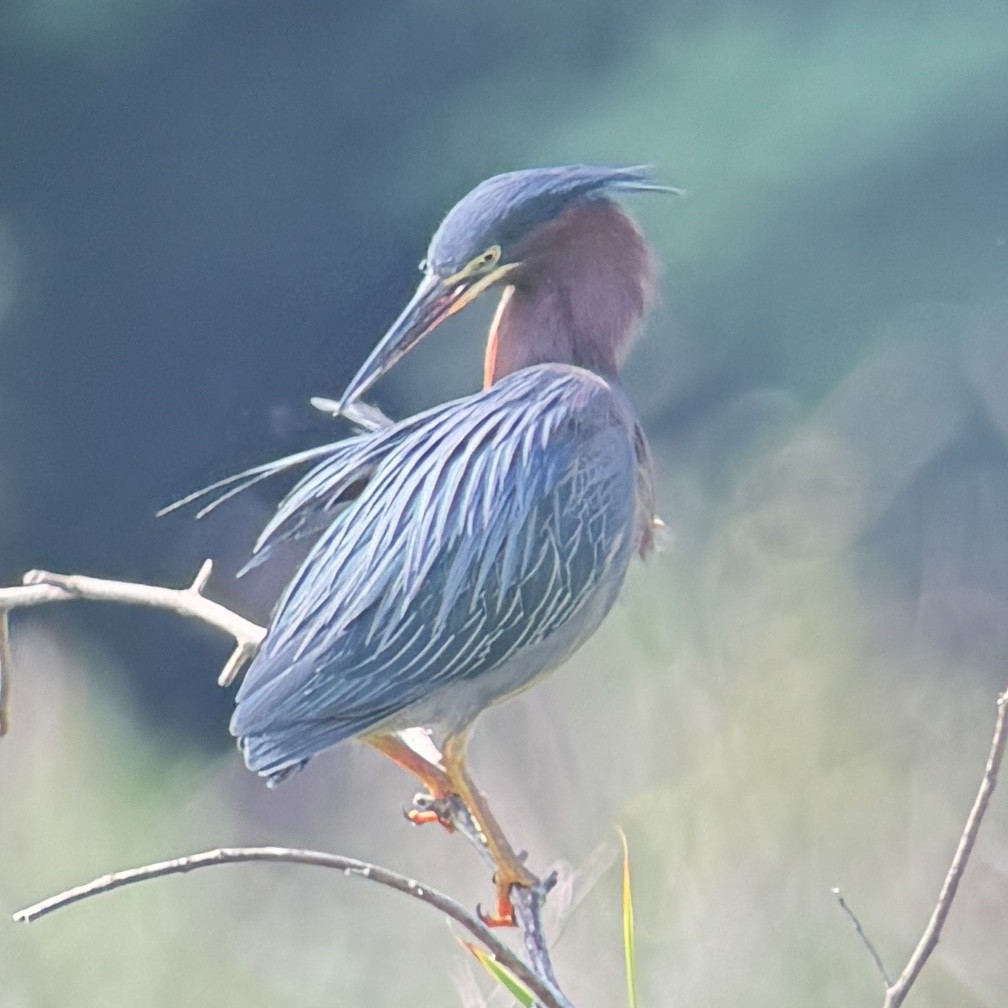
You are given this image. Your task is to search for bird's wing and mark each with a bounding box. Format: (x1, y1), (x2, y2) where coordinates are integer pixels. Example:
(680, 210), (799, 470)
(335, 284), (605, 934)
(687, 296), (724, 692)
(231, 365), (642, 768)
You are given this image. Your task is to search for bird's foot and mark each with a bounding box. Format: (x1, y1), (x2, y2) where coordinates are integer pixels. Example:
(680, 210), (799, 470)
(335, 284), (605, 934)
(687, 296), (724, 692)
(477, 860), (539, 928)
(405, 792), (458, 832)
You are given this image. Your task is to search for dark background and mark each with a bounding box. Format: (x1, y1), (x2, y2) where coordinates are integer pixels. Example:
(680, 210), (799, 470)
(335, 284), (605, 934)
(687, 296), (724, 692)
(2, 2), (1007, 1005)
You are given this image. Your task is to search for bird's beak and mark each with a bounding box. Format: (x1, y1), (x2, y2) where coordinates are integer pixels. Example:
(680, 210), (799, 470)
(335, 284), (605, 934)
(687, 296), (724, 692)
(338, 263), (519, 410)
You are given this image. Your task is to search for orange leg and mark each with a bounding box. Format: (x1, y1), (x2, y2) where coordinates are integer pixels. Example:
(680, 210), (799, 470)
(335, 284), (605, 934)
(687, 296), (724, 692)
(442, 730), (538, 927)
(366, 728), (538, 926)
(365, 731), (454, 825)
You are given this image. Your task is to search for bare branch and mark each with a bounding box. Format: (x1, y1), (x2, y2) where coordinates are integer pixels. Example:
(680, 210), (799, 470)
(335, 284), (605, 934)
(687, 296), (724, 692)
(12, 845), (567, 1008)
(0, 565), (265, 719)
(881, 688), (1008, 1008)
(3, 566), (265, 647)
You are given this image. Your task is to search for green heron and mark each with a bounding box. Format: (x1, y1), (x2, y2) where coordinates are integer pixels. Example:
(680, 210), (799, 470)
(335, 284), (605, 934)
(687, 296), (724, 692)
(194, 166), (671, 922)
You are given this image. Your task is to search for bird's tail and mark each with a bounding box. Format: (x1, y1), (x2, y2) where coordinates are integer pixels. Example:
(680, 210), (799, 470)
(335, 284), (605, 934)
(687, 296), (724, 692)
(233, 714), (362, 787)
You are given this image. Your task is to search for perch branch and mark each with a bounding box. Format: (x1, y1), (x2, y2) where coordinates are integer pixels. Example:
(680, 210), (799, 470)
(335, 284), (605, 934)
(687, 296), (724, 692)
(511, 874), (565, 1001)
(12, 846), (567, 1008)
(411, 793), (570, 1008)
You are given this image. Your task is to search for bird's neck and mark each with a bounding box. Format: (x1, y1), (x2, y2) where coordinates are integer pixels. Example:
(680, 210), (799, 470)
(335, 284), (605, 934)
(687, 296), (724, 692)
(483, 202), (655, 388)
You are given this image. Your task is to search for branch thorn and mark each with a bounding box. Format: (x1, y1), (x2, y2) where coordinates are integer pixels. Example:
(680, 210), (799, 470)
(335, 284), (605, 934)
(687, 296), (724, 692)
(189, 559), (214, 595)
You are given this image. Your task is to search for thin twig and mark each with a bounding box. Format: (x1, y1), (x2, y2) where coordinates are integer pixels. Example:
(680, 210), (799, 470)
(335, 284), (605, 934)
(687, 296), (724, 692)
(12, 845), (566, 1008)
(832, 887), (891, 987)
(882, 689), (1008, 1008)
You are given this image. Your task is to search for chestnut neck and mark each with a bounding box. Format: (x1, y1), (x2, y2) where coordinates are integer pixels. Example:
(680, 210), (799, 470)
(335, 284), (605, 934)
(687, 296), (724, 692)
(483, 201), (654, 388)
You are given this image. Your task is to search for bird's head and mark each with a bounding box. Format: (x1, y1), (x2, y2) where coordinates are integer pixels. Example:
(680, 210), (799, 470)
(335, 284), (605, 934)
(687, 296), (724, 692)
(338, 165), (678, 409)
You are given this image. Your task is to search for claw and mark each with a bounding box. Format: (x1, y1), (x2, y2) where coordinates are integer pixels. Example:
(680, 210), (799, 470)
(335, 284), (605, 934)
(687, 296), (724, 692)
(404, 807), (444, 826)
(476, 864), (539, 928)
(476, 897), (516, 929)
(405, 792), (455, 831)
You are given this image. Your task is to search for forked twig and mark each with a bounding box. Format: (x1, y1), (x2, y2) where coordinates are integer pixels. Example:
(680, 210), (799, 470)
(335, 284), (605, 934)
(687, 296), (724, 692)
(836, 689), (1008, 1008)
(882, 689), (1008, 1008)
(0, 563), (265, 705)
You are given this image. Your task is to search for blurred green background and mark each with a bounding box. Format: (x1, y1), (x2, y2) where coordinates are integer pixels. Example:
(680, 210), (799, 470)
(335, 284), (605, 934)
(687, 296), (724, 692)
(2, 1), (1007, 1005)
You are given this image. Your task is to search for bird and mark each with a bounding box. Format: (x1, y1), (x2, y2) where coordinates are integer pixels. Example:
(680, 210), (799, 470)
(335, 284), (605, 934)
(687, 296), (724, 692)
(177, 165), (673, 924)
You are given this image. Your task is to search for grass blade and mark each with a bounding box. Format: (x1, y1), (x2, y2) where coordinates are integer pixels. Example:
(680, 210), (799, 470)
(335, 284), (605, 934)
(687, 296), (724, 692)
(461, 940), (535, 1007)
(617, 826), (638, 1008)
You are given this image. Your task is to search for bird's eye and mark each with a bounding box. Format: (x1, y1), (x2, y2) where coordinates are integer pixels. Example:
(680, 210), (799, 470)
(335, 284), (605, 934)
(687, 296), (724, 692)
(468, 245), (500, 274)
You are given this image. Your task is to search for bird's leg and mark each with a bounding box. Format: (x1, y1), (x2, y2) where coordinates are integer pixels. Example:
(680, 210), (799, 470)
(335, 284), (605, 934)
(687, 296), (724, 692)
(367, 729), (537, 925)
(442, 730), (539, 927)
(364, 732), (455, 827)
